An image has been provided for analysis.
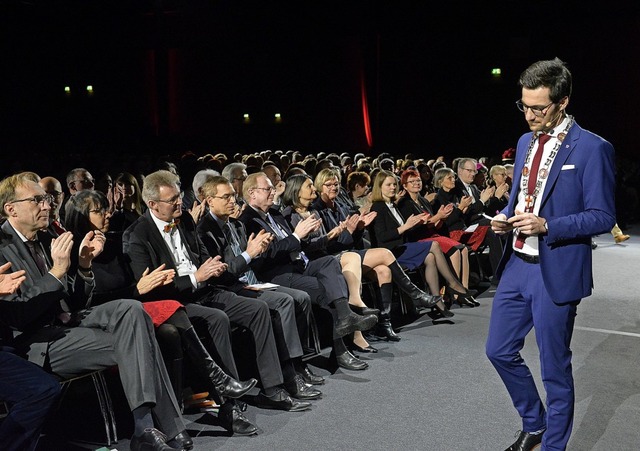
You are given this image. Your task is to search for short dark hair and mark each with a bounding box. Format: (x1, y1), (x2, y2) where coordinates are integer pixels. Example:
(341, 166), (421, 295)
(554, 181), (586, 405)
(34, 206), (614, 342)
(519, 57), (572, 103)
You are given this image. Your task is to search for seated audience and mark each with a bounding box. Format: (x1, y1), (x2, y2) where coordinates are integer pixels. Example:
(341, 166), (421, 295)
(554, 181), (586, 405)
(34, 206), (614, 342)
(0, 173), (192, 451)
(65, 190), (260, 434)
(369, 170), (477, 309)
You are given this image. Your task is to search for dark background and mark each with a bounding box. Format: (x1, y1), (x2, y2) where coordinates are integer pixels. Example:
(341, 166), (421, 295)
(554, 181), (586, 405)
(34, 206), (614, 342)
(1, 0), (639, 166)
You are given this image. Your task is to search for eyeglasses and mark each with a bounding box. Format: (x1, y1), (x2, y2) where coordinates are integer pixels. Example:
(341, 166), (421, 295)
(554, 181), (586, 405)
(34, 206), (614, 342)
(253, 187), (276, 193)
(515, 100), (554, 117)
(461, 168), (477, 174)
(405, 179), (422, 185)
(89, 208), (108, 216)
(47, 190), (64, 197)
(154, 192), (184, 205)
(211, 193), (237, 202)
(322, 182), (340, 189)
(74, 178), (95, 186)
(10, 194), (55, 206)
(233, 176), (248, 182)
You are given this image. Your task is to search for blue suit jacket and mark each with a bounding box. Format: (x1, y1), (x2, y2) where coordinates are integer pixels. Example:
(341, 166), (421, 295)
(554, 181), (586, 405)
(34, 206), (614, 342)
(496, 121), (616, 303)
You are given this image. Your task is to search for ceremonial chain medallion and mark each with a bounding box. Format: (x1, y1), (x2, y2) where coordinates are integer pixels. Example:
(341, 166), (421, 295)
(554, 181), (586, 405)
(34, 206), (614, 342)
(520, 115), (574, 211)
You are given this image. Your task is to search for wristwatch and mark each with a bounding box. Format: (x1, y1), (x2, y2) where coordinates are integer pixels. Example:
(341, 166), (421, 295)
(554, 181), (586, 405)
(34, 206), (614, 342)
(543, 220), (549, 232)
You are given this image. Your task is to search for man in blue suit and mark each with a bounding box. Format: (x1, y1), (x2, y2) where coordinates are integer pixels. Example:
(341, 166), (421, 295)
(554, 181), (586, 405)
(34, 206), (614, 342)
(486, 58), (616, 451)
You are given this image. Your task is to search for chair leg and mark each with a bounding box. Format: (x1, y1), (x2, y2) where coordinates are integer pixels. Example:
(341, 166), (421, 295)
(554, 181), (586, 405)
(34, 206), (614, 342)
(91, 371), (118, 446)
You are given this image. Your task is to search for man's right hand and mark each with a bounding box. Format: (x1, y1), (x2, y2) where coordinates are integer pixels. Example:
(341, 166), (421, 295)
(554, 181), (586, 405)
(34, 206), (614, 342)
(195, 256), (228, 283)
(491, 213), (514, 234)
(245, 230), (272, 258)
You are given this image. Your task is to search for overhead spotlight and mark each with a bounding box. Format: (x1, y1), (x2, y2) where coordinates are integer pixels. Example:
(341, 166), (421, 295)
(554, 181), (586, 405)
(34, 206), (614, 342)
(64, 86), (71, 96)
(491, 68), (502, 77)
(274, 113), (282, 123)
(243, 113), (250, 123)
(86, 85), (94, 96)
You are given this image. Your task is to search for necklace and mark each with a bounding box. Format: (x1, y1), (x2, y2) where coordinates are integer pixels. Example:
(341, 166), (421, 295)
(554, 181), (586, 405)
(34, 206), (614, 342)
(520, 115), (574, 209)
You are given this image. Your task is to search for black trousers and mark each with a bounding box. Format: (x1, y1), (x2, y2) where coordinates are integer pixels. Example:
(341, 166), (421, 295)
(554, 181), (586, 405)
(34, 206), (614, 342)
(192, 288), (284, 390)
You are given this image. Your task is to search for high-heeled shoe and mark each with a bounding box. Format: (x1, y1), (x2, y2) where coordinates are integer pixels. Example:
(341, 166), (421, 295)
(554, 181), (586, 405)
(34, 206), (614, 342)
(444, 286), (477, 308)
(433, 302), (454, 318)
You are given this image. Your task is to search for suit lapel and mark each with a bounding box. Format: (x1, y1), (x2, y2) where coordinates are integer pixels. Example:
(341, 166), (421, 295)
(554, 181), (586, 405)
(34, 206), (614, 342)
(0, 221), (44, 279)
(540, 124), (580, 207)
(142, 210), (179, 270)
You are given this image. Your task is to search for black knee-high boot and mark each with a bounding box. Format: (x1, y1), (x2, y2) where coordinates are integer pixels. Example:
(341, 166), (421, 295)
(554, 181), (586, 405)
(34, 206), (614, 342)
(374, 282), (400, 342)
(388, 261), (442, 308)
(181, 326), (258, 400)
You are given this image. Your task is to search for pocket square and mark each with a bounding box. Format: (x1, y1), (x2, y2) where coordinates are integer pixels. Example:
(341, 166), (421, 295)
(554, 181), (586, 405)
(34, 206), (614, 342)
(561, 164), (575, 170)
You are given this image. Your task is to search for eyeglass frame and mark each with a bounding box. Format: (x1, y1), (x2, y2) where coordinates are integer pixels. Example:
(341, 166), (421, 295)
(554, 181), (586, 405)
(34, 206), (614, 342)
(515, 100), (554, 117)
(322, 182), (340, 189)
(252, 186), (276, 193)
(153, 191), (185, 205)
(404, 179), (422, 185)
(8, 194), (55, 206)
(461, 167), (478, 175)
(210, 193), (237, 202)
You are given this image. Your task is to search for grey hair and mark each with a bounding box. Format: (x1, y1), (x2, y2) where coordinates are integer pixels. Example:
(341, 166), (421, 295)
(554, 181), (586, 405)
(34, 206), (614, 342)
(141, 170), (181, 204)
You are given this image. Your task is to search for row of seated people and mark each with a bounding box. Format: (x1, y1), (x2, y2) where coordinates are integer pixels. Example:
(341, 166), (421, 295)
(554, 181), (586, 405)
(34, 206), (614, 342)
(0, 150), (507, 449)
(0, 167), (440, 450)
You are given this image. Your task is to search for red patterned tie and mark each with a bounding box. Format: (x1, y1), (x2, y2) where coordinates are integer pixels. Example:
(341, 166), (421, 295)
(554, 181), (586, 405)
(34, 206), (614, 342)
(515, 133), (551, 249)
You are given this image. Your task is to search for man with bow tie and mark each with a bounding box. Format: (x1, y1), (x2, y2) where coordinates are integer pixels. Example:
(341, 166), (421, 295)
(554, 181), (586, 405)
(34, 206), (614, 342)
(123, 170), (313, 429)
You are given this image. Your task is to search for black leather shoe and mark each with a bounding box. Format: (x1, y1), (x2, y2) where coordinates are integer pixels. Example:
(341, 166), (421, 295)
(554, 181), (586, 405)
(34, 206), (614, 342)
(285, 374), (322, 400)
(219, 402), (259, 436)
(255, 388), (312, 411)
(505, 430), (544, 451)
(218, 377), (258, 399)
(351, 343), (378, 353)
(350, 304), (381, 317)
(130, 428), (183, 451)
(334, 312), (378, 337)
(374, 322), (401, 342)
(167, 430), (193, 450)
(413, 292), (442, 309)
(335, 350), (369, 370)
(299, 365), (325, 385)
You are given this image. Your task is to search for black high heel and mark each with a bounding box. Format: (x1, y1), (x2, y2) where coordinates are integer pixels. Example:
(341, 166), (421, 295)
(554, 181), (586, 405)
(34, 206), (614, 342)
(444, 286), (479, 307)
(433, 302), (454, 318)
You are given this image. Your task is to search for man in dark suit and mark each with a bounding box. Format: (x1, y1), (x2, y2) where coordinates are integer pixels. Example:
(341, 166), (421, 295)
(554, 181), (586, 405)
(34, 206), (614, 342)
(122, 170), (313, 417)
(487, 58), (616, 450)
(197, 175), (324, 387)
(239, 172), (378, 371)
(454, 158), (503, 280)
(0, 174), (190, 451)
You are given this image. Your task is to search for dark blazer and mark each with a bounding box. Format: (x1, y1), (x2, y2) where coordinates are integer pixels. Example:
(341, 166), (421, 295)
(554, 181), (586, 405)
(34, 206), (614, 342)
(454, 179), (486, 225)
(433, 188), (469, 232)
(498, 121), (616, 302)
(0, 221), (93, 364)
(238, 205), (306, 280)
(396, 194), (449, 241)
(369, 201), (407, 250)
(122, 210), (215, 303)
(196, 212), (258, 288)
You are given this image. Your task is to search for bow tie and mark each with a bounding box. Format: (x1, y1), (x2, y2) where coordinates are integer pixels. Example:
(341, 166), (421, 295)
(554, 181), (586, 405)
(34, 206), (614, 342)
(163, 219), (180, 233)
